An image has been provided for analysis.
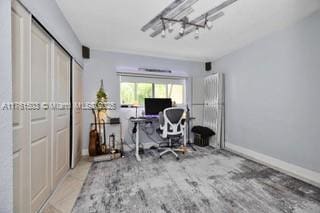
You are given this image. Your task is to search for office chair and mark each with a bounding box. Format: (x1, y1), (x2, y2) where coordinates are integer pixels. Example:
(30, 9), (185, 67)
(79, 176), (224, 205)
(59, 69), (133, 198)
(158, 107), (185, 160)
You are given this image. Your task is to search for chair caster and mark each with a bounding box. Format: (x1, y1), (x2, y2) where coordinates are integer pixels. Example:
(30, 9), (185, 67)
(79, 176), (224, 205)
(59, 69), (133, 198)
(159, 156), (162, 159)
(176, 157), (179, 160)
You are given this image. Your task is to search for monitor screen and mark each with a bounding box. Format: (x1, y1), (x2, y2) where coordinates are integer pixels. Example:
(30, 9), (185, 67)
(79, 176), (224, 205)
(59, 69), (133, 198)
(145, 98), (172, 116)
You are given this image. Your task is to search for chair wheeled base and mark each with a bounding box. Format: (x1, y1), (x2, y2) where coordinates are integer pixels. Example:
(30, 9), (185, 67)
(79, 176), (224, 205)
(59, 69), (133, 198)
(159, 148), (179, 160)
(158, 138), (185, 160)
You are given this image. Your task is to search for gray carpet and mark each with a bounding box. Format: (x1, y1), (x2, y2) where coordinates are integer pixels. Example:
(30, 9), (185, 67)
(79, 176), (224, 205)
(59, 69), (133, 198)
(73, 147), (320, 213)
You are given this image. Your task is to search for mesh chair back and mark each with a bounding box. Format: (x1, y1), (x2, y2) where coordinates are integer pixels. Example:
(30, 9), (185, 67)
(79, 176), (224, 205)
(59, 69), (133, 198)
(163, 107), (185, 136)
(165, 108), (184, 124)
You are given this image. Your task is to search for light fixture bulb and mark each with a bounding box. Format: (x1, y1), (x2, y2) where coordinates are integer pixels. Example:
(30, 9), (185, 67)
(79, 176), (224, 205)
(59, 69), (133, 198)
(161, 29), (166, 38)
(194, 28), (199, 39)
(179, 26), (185, 35)
(168, 22), (173, 33)
(206, 21), (213, 30)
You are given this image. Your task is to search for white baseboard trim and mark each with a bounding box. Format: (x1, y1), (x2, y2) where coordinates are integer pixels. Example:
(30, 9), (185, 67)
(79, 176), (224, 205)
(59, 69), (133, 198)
(81, 142), (157, 157)
(81, 149), (88, 156)
(225, 143), (320, 188)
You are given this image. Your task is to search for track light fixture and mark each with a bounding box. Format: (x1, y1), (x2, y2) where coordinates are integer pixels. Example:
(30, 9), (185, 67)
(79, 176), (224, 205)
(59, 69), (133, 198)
(204, 13), (213, 30)
(194, 28), (199, 39)
(179, 26), (185, 35)
(141, 0), (238, 40)
(168, 22), (173, 33)
(206, 21), (213, 30)
(161, 18), (166, 38)
(161, 16), (207, 39)
(161, 29), (166, 38)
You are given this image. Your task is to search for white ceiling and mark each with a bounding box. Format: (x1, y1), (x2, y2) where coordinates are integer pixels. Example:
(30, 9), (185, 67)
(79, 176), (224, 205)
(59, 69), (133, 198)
(56, 0), (320, 62)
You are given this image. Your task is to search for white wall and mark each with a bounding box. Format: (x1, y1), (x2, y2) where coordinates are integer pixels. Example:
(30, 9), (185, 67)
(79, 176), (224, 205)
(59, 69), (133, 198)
(0, 0), (13, 212)
(20, 0), (83, 65)
(213, 10), (320, 173)
(82, 50), (203, 150)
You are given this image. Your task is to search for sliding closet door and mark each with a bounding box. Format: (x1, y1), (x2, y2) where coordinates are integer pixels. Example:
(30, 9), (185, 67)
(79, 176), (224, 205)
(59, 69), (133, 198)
(52, 44), (70, 187)
(71, 61), (83, 168)
(12, 2), (73, 211)
(12, 1), (31, 212)
(30, 22), (52, 212)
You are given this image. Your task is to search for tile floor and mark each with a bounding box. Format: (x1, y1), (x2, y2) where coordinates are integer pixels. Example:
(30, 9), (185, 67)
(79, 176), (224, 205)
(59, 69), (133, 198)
(41, 158), (92, 213)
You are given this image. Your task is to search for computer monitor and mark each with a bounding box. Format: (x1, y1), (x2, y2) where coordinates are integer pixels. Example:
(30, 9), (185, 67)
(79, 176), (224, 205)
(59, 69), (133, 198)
(145, 98), (172, 116)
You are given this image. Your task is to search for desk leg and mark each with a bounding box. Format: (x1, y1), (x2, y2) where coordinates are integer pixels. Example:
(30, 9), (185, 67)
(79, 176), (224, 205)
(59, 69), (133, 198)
(135, 122), (141, 162)
(184, 127), (187, 147)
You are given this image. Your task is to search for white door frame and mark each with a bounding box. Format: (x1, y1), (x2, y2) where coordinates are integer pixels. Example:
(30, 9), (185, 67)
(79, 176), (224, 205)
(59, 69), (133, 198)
(71, 60), (83, 168)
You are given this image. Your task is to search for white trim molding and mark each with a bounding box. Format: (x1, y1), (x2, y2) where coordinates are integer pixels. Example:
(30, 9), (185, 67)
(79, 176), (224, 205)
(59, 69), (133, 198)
(81, 149), (89, 156)
(225, 143), (320, 188)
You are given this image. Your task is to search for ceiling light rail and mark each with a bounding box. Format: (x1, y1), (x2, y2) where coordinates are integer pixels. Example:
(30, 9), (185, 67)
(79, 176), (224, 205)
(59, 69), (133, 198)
(174, 11), (224, 40)
(161, 16), (208, 30)
(150, 1), (197, 37)
(141, 0), (239, 40)
(160, 15), (211, 39)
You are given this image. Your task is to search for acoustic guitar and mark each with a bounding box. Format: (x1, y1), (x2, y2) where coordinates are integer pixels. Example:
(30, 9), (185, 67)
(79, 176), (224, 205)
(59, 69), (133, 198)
(96, 111), (102, 155)
(89, 109), (99, 156)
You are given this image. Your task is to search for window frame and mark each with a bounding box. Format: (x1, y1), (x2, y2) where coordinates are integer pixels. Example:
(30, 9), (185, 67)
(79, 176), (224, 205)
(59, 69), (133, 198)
(120, 75), (186, 107)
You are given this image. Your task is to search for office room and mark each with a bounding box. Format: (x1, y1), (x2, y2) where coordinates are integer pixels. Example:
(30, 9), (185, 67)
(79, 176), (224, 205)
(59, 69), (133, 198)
(1, 0), (320, 212)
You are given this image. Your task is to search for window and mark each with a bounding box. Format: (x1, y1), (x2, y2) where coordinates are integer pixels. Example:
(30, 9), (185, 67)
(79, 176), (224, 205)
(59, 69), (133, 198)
(154, 84), (167, 98)
(136, 83), (152, 105)
(120, 76), (185, 106)
(120, 82), (135, 105)
(168, 84), (184, 104)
